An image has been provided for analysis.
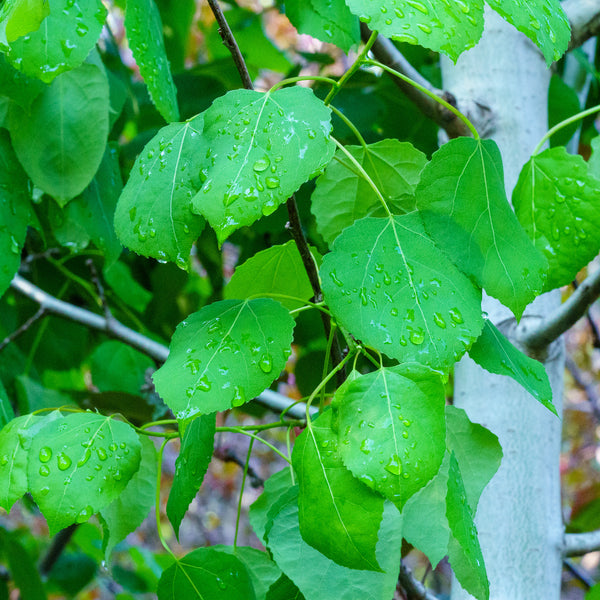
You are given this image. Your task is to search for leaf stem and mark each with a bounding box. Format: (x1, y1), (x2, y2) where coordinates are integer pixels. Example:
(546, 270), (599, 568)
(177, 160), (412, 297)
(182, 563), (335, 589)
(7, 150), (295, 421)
(329, 105), (368, 148)
(234, 437), (254, 549)
(218, 428), (291, 464)
(533, 104), (600, 154)
(269, 75), (339, 93)
(324, 31), (378, 105)
(216, 419), (303, 433)
(331, 136), (392, 216)
(156, 439), (177, 560)
(364, 58), (480, 139)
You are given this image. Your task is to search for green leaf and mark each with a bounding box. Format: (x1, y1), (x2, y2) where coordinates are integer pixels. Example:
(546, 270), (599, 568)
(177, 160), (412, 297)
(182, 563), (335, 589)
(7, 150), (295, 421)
(468, 319), (555, 415)
(192, 87), (335, 244)
(446, 452), (489, 600)
(292, 410), (384, 571)
(344, 0), (484, 62)
(5, 0), (106, 83)
(0, 414), (45, 510)
(548, 75), (580, 148)
(312, 140), (427, 245)
(224, 241), (316, 310)
(586, 583), (600, 600)
(0, 129), (31, 299)
(401, 452), (450, 567)
(212, 546), (281, 600)
(0, 52), (46, 110)
(8, 62), (109, 205)
(265, 486), (401, 600)
(334, 366), (446, 510)
(0, 380), (14, 428)
(0, 0), (50, 43)
(416, 137), (547, 319)
(153, 298), (295, 419)
(267, 574), (305, 600)
(589, 136), (600, 180)
(124, 0), (179, 122)
(63, 143), (123, 267)
(103, 262), (152, 313)
(485, 0), (570, 66)
(445, 406), (502, 513)
(90, 341), (154, 396)
(100, 435), (157, 560)
(15, 375), (74, 413)
(249, 468), (295, 542)
(114, 115), (205, 268)
(28, 412), (142, 535)
(0, 529), (47, 600)
(321, 214), (484, 370)
(512, 147), (600, 291)
(167, 414), (216, 538)
(157, 548), (256, 600)
(284, 0), (359, 53)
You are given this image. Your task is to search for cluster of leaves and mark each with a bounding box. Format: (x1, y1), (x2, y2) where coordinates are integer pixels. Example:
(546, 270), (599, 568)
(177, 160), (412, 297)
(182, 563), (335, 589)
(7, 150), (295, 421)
(0, 0), (598, 599)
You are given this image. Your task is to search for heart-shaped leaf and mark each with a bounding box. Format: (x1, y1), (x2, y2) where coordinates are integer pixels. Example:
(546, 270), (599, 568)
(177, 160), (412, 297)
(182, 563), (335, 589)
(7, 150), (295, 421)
(153, 298), (295, 419)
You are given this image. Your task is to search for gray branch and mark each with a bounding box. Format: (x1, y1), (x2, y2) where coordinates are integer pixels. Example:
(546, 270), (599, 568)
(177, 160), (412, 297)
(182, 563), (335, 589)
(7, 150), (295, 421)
(9, 275), (314, 420)
(519, 267), (600, 350)
(398, 562), (440, 600)
(563, 0), (600, 50)
(564, 529), (600, 556)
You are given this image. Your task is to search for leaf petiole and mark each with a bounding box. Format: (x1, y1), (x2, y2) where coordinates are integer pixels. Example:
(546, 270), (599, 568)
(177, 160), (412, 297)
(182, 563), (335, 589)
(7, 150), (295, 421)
(269, 75), (339, 93)
(156, 439), (177, 560)
(330, 105), (368, 149)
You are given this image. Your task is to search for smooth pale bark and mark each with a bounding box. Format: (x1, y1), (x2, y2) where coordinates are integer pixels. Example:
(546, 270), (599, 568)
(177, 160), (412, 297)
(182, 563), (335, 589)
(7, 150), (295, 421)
(442, 10), (565, 600)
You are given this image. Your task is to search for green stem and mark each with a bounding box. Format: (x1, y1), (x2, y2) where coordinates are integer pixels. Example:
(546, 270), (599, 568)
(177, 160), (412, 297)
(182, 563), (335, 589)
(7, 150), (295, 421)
(286, 426), (295, 485)
(330, 105), (368, 148)
(140, 419), (179, 430)
(332, 136), (392, 216)
(270, 75), (339, 93)
(234, 437), (254, 549)
(246, 293), (331, 317)
(156, 439), (177, 560)
(216, 419), (303, 433)
(533, 104), (600, 155)
(365, 58), (479, 139)
(324, 31), (378, 105)
(219, 428), (291, 464)
(320, 322), (337, 413)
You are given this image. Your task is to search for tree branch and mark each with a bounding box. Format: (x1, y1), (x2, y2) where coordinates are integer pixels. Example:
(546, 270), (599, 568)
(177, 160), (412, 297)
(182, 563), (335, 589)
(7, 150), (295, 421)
(519, 267), (600, 350)
(563, 0), (600, 51)
(398, 561), (440, 600)
(361, 24), (474, 138)
(9, 275), (314, 420)
(564, 529), (600, 556)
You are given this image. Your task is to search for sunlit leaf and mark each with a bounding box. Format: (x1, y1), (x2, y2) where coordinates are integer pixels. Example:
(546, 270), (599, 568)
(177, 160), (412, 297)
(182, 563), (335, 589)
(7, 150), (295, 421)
(416, 137), (547, 319)
(284, 0), (359, 53)
(167, 414), (216, 538)
(293, 410), (384, 571)
(28, 413), (142, 535)
(344, 0), (484, 62)
(224, 241), (316, 310)
(321, 214), (483, 370)
(468, 319), (555, 414)
(8, 62), (109, 204)
(192, 87), (334, 244)
(5, 0), (106, 83)
(0, 0), (49, 43)
(157, 547), (256, 600)
(513, 147), (600, 291)
(153, 299), (294, 419)
(125, 0), (179, 122)
(485, 0), (570, 66)
(114, 115), (205, 268)
(312, 140), (427, 245)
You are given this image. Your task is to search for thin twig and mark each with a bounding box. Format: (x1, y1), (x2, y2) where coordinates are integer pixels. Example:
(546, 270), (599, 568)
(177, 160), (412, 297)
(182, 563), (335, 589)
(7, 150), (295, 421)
(206, 0), (254, 90)
(565, 355), (600, 420)
(0, 306), (46, 353)
(572, 278), (600, 348)
(520, 268), (600, 350)
(9, 275), (313, 420)
(361, 24), (472, 138)
(214, 446), (264, 487)
(86, 258), (114, 324)
(564, 558), (595, 589)
(398, 561), (440, 600)
(564, 528), (600, 557)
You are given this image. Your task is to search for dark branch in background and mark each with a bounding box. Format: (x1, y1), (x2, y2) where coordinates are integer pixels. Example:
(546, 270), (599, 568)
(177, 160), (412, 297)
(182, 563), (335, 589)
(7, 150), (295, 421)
(206, 0), (346, 383)
(397, 561), (439, 600)
(39, 524), (78, 577)
(87, 258), (115, 324)
(9, 275), (314, 420)
(519, 268), (600, 350)
(564, 558), (595, 589)
(361, 24), (472, 139)
(563, 0), (600, 51)
(565, 355), (600, 420)
(0, 306), (46, 353)
(213, 446), (264, 487)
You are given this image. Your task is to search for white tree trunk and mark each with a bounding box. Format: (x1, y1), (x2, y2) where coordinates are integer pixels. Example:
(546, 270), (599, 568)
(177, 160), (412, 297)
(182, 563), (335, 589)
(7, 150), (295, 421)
(442, 10), (566, 600)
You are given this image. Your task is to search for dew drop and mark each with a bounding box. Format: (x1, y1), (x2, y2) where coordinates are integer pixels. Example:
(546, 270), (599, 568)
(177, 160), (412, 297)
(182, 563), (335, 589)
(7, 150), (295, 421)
(409, 328), (425, 345)
(265, 176), (280, 189)
(57, 452), (72, 471)
(449, 307), (463, 324)
(433, 313), (446, 329)
(39, 465), (50, 477)
(232, 386), (246, 407)
(384, 454), (402, 476)
(77, 448), (91, 467)
(96, 447), (108, 461)
(39, 486), (50, 496)
(39, 447), (52, 463)
(253, 156), (270, 172)
(76, 505), (93, 524)
(259, 354), (273, 374)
